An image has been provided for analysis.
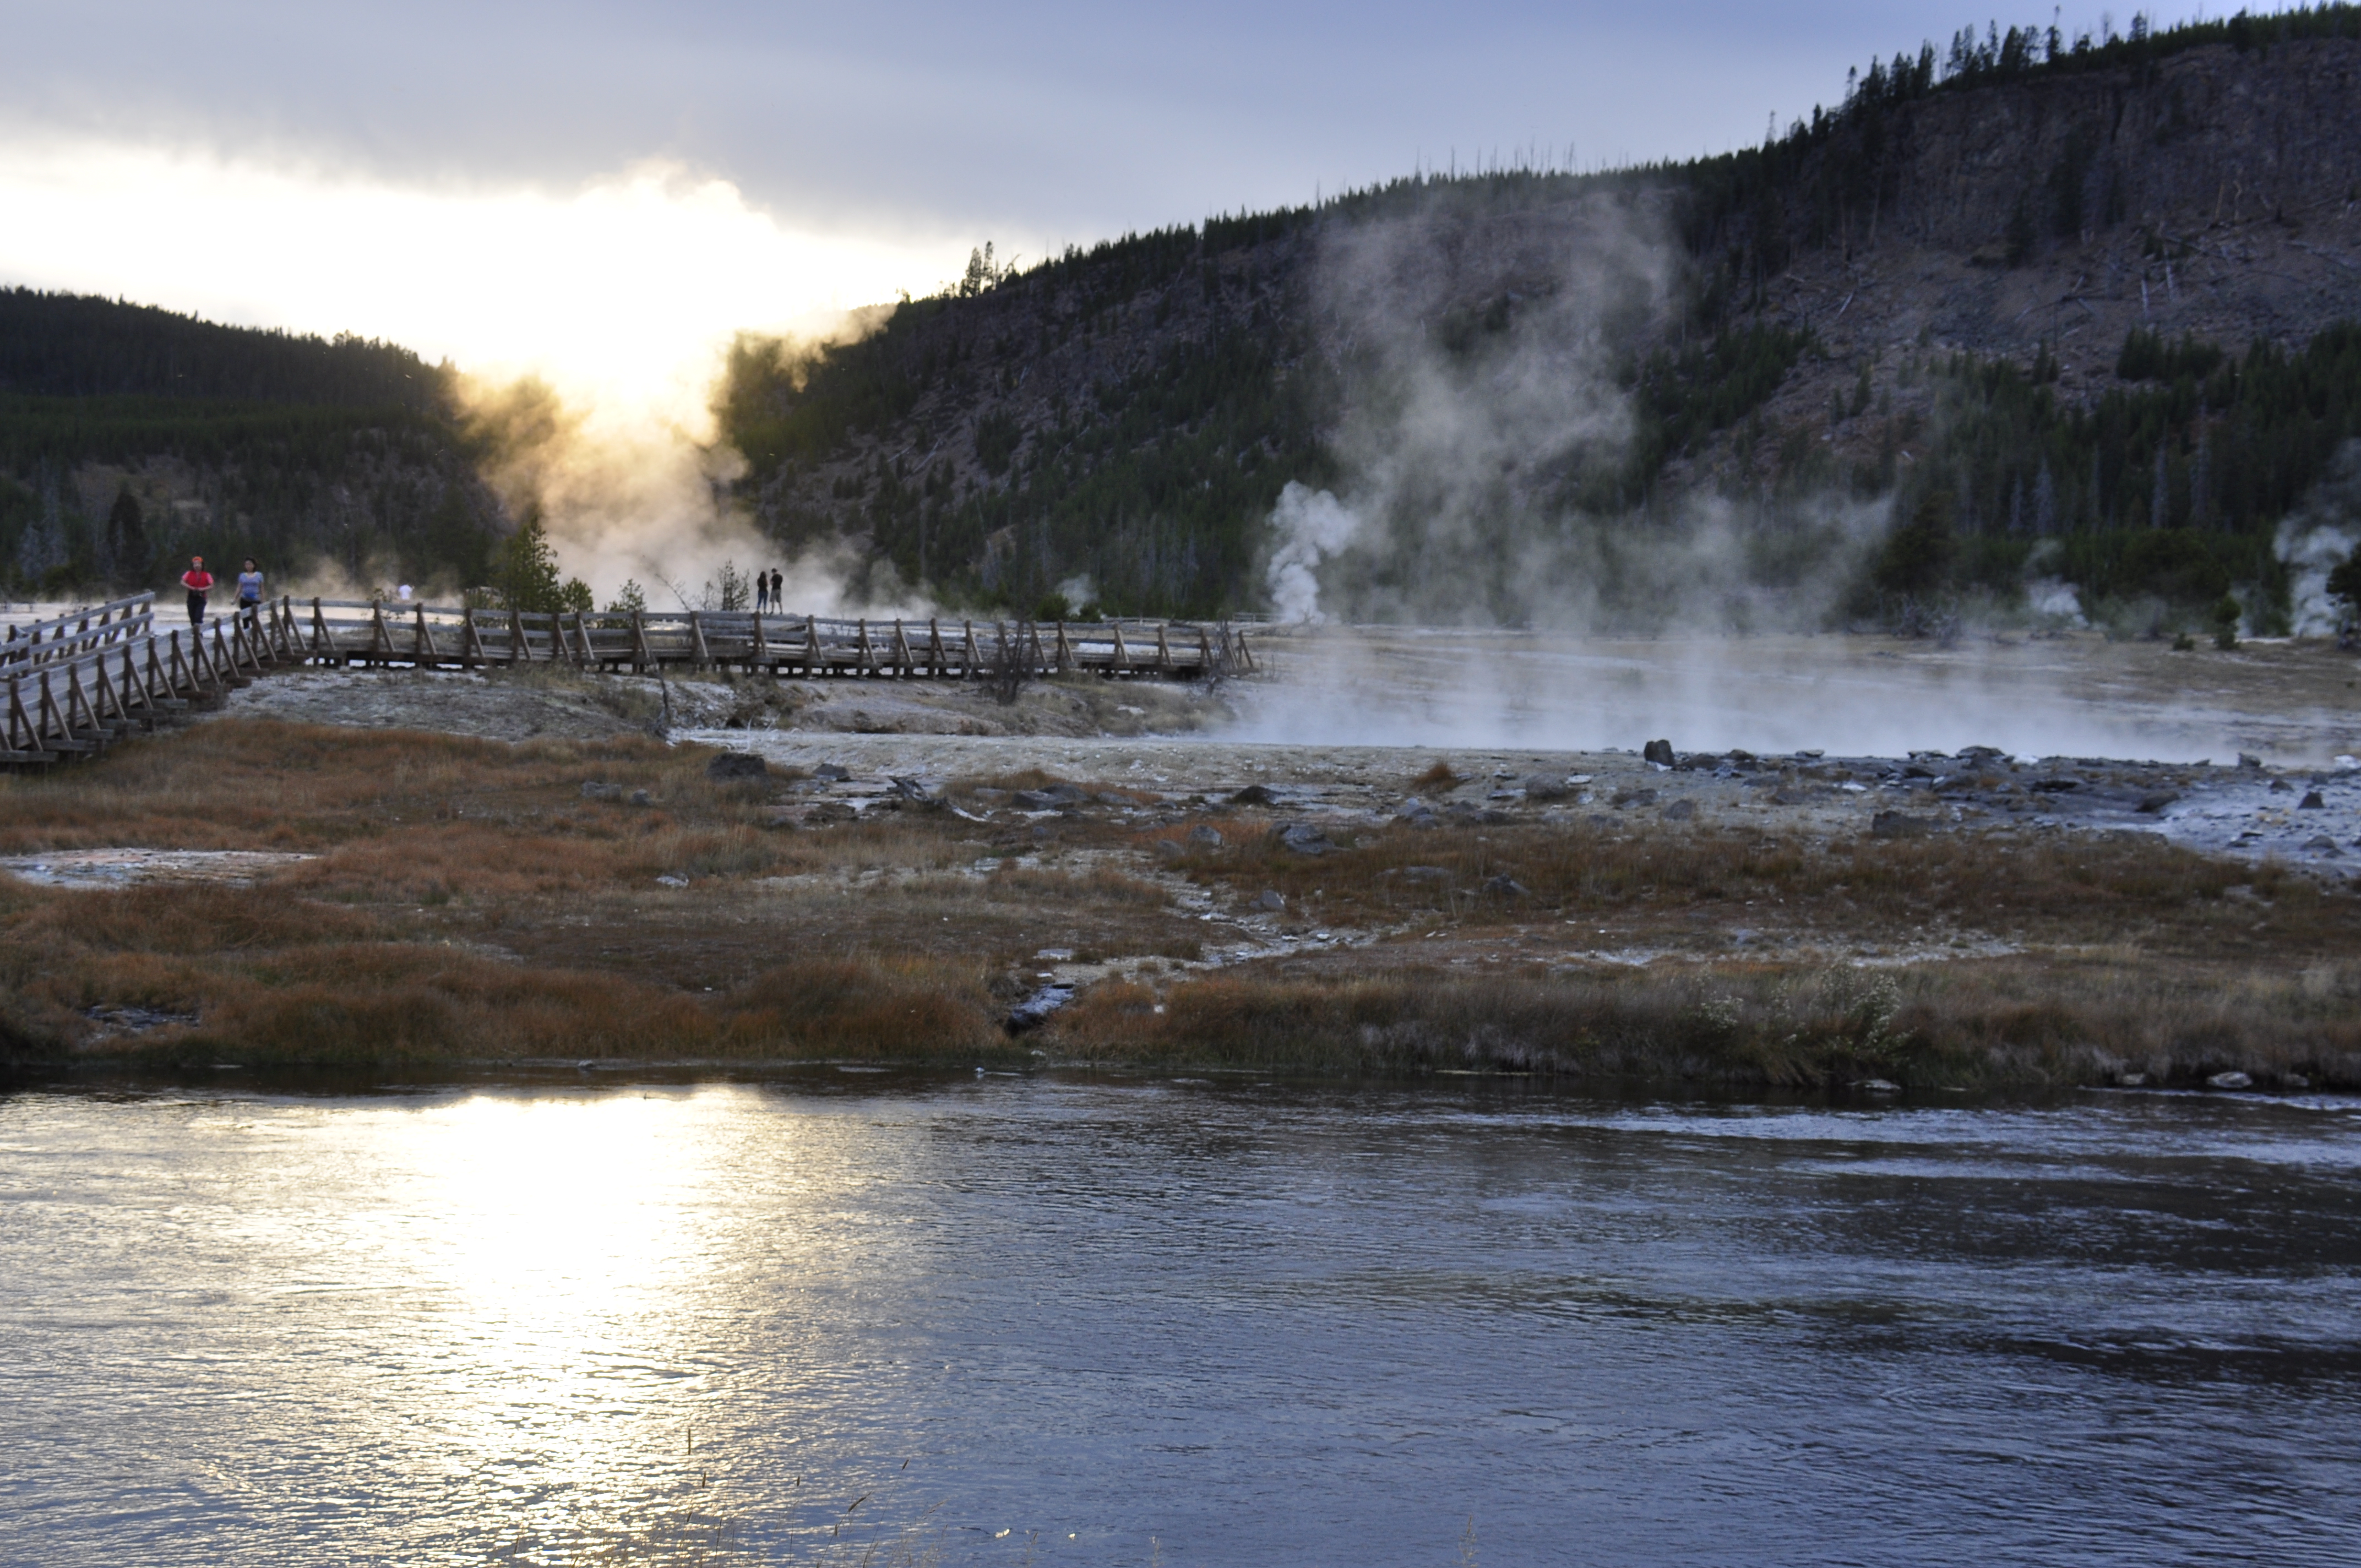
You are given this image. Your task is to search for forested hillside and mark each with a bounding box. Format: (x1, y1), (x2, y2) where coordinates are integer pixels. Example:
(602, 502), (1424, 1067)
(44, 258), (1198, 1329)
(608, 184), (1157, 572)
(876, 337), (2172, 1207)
(721, 6), (2361, 629)
(13, 8), (2361, 625)
(0, 290), (502, 599)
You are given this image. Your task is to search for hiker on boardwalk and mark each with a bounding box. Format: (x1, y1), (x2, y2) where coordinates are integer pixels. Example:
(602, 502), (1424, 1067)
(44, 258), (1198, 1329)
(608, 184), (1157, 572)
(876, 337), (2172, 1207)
(180, 557), (214, 628)
(755, 570), (770, 613)
(769, 568), (784, 609)
(235, 558), (264, 630)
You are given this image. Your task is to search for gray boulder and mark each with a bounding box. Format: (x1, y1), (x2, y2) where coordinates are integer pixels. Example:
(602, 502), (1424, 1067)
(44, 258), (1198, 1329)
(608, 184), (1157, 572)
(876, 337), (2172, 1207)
(1642, 739), (1675, 766)
(706, 752), (770, 781)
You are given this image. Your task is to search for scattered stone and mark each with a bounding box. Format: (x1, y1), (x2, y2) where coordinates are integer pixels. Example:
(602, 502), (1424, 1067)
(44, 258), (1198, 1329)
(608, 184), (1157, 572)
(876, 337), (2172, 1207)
(1095, 791), (1135, 805)
(812, 764), (852, 782)
(1152, 839), (1185, 859)
(890, 776), (940, 802)
(2238, 753), (2263, 769)
(1481, 874), (1530, 897)
(1014, 785), (1087, 810)
(1523, 774), (1574, 801)
(629, 789), (652, 807)
(1005, 983), (1075, 1034)
(1661, 798), (1698, 821)
(1612, 788), (1658, 809)
(705, 752), (769, 781)
(655, 873), (689, 888)
(2031, 777), (2081, 793)
(2284, 1073), (2313, 1090)
(580, 780), (623, 801)
(2304, 835), (2342, 855)
(1871, 810), (1934, 838)
(1394, 798), (1440, 827)
(1400, 865), (1449, 882)
(2206, 1070), (2254, 1091)
(1231, 783), (1281, 805)
(1769, 789), (1808, 806)
(2299, 791), (2327, 809)
(1188, 825), (1224, 846)
(1641, 739), (1675, 766)
(2269, 777), (2295, 794)
(1854, 1078), (1902, 1095)
(1274, 822), (1335, 855)
(2136, 792), (2179, 814)
(1254, 889), (1286, 911)
(2115, 1072), (2150, 1088)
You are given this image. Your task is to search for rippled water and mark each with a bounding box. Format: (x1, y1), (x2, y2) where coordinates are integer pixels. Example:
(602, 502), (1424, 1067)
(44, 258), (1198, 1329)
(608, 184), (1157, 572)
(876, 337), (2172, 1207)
(3, 1076), (2357, 1566)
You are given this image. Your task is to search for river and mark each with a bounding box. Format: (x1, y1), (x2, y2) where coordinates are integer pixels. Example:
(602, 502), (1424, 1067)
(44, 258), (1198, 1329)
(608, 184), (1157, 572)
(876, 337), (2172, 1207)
(3, 1075), (2356, 1566)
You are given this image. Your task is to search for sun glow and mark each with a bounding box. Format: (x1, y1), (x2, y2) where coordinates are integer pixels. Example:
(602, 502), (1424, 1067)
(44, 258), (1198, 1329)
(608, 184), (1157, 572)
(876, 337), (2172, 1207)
(0, 138), (971, 431)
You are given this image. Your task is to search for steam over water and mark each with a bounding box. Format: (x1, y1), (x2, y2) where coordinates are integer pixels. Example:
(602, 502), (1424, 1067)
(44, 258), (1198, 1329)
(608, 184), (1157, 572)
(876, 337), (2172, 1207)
(3, 1077), (2357, 1565)
(1228, 625), (2361, 763)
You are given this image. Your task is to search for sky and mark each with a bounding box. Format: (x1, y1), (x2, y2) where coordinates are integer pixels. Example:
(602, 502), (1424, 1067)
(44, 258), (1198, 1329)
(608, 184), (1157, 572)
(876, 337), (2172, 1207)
(1, 1), (2220, 416)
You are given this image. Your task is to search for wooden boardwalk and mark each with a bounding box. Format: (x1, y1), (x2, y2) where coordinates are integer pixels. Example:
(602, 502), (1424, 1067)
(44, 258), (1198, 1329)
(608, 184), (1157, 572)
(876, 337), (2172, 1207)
(2, 593), (1253, 766)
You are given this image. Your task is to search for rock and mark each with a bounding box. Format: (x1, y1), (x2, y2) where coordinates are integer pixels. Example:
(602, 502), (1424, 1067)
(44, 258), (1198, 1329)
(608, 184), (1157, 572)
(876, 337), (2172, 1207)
(812, 764), (852, 782)
(2270, 777), (2295, 794)
(1014, 787), (1082, 810)
(1642, 739), (1675, 766)
(1481, 874), (1530, 897)
(890, 776), (940, 802)
(1400, 865), (1449, 882)
(1005, 983), (1075, 1034)
(2283, 1072), (2313, 1090)
(1393, 798), (1440, 827)
(655, 873), (689, 888)
(2303, 835), (2342, 855)
(2031, 777), (2081, 792)
(2115, 1072), (2150, 1088)
(1768, 789), (1808, 805)
(2299, 790), (2327, 809)
(1253, 889), (1286, 911)
(1231, 783), (1281, 805)
(2136, 792), (2179, 813)
(1854, 1078), (1902, 1095)
(1523, 774), (1574, 801)
(1612, 788), (1658, 809)
(1095, 791), (1135, 806)
(705, 752), (769, 781)
(629, 789), (652, 807)
(1274, 823), (1335, 855)
(580, 781), (623, 801)
(1661, 798), (1698, 821)
(2206, 1070), (2253, 1091)
(2238, 753), (2262, 769)
(1871, 810), (1934, 838)
(1188, 825), (1224, 846)
(1152, 838), (1185, 859)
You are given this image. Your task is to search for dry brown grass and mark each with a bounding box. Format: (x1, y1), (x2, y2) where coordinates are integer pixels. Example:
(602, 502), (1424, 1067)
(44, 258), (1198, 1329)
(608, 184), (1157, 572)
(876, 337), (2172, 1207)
(0, 720), (1196, 1064)
(1048, 953), (2361, 1089)
(1162, 816), (2358, 959)
(8, 716), (2357, 1085)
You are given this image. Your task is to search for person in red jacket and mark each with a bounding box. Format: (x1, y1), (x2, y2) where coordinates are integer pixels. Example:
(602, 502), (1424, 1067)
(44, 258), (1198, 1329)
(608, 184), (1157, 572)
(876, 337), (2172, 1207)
(180, 557), (214, 627)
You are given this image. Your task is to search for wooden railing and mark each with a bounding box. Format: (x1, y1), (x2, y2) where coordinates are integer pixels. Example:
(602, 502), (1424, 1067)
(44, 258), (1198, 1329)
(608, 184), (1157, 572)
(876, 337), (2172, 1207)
(284, 600), (1253, 680)
(0, 595), (1254, 766)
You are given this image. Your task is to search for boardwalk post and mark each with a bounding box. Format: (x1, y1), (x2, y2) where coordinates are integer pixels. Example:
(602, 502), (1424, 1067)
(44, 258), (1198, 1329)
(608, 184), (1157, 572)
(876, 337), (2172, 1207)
(894, 619), (913, 678)
(1111, 623), (1127, 675)
(1054, 622), (1070, 672)
(507, 607), (524, 667)
(750, 611), (765, 673)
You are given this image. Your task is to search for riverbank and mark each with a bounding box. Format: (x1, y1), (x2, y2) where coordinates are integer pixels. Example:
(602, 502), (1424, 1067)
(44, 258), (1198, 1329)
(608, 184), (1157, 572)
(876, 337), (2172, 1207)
(2, 708), (2355, 1090)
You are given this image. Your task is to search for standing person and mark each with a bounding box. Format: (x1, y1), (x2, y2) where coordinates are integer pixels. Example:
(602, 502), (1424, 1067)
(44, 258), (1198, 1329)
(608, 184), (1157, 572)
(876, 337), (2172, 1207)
(235, 558), (264, 630)
(769, 568), (784, 611)
(180, 556), (214, 628)
(755, 570), (769, 613)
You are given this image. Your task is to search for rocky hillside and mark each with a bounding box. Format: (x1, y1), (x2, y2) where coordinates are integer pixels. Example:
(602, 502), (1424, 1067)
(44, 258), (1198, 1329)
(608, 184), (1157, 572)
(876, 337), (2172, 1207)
(720, 14), (2361, 627)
